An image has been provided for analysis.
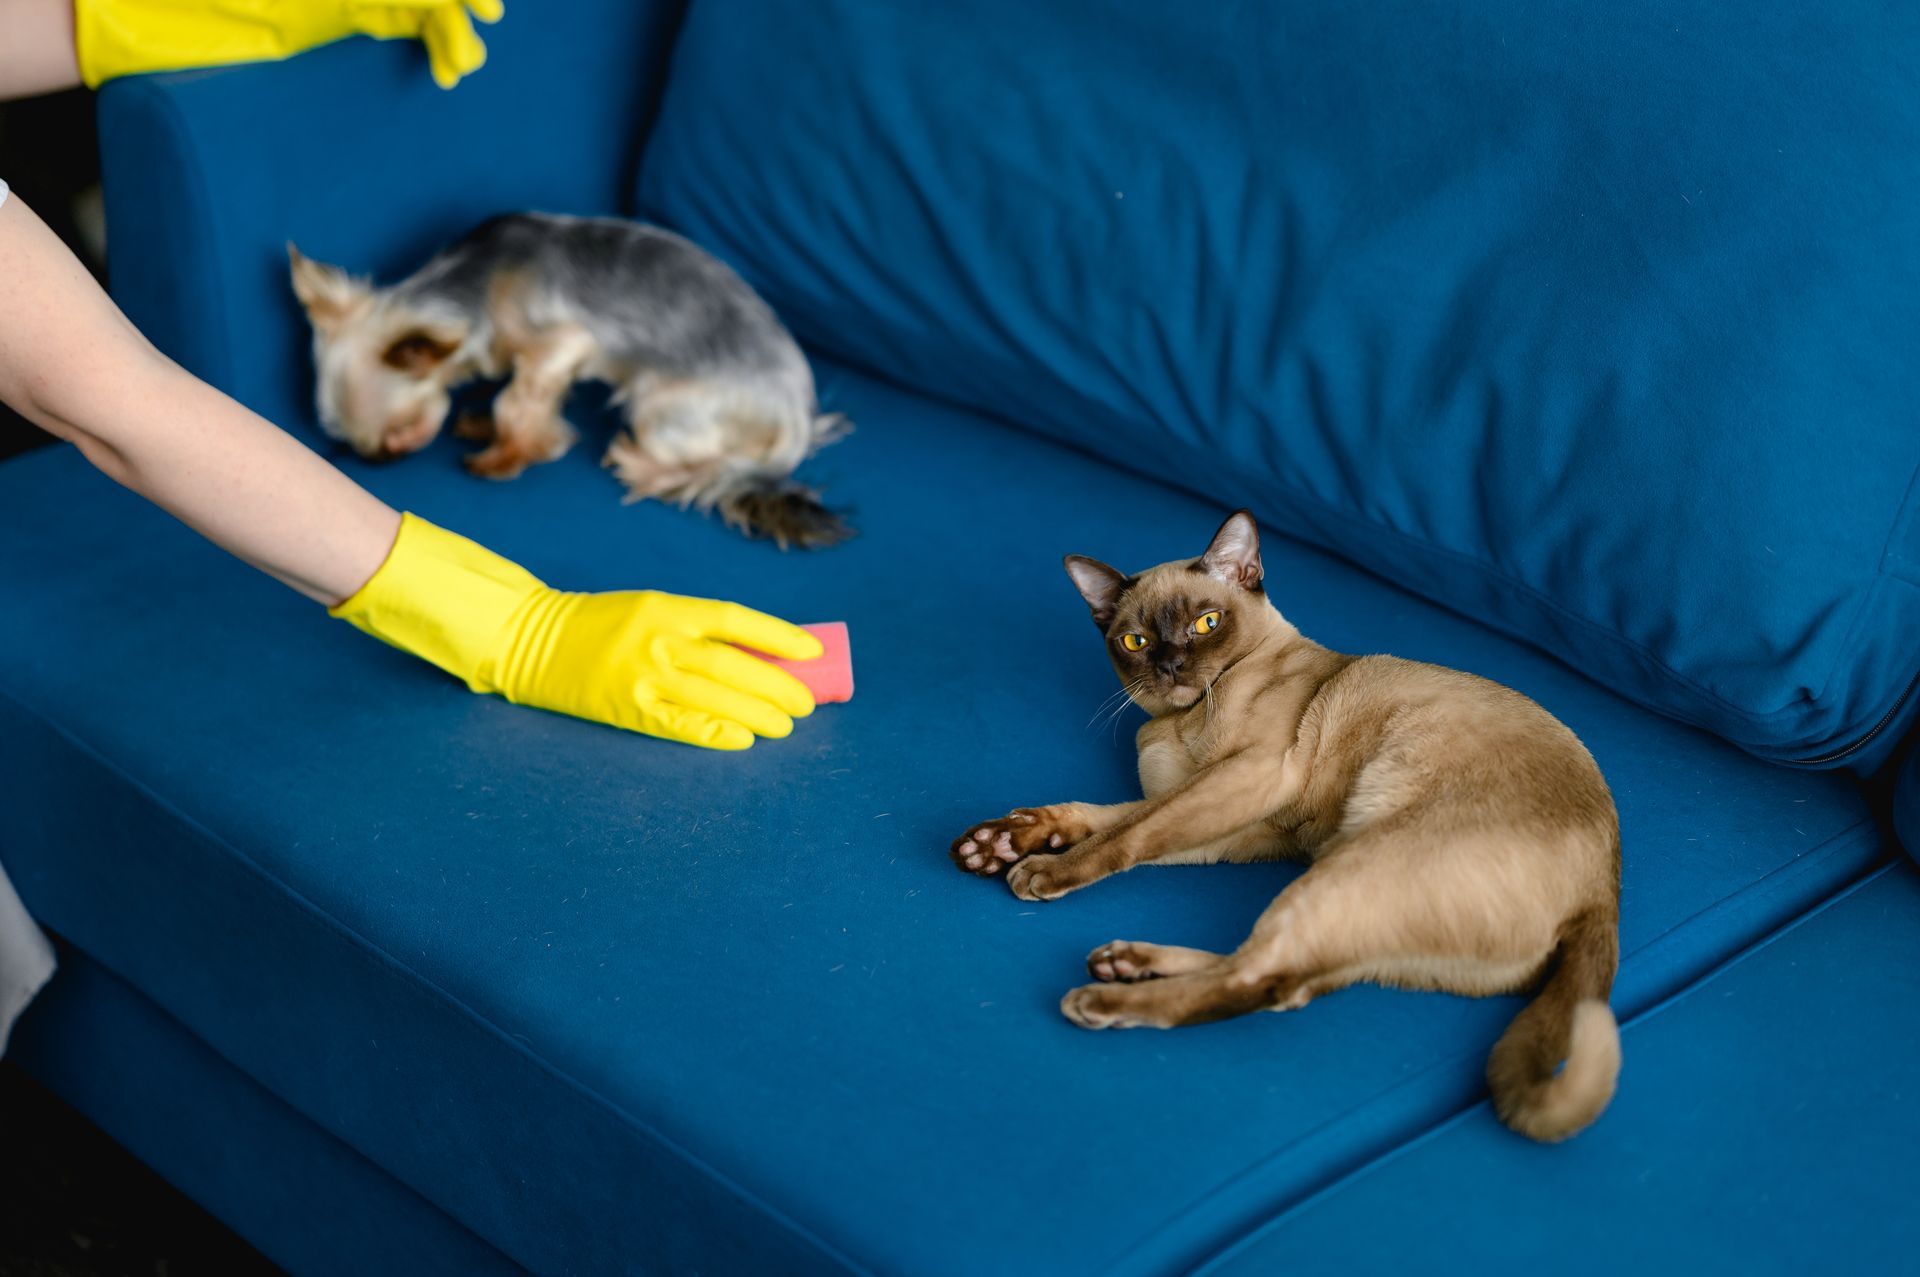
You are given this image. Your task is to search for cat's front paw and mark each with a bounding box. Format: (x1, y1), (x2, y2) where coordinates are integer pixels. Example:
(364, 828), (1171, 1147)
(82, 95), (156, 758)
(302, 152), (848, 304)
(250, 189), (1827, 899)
(1088, 940), (1219, 982)
(1060, 983), (1151, 1029)
(1006, 853), (1077, 902)
(949, 808), (1075, 878)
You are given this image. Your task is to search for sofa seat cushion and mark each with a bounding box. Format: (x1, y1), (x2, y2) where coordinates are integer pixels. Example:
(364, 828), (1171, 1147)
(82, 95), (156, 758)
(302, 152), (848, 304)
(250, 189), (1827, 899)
(1203, 863), (1920, 1275)
(0, 363), (1883, 1275)
(11, 944), (522, 1277)
(637, 0), (1920, 768)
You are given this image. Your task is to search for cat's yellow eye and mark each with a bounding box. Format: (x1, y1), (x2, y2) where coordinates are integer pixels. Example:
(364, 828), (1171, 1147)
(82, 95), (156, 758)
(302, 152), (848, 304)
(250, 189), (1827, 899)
(1120, 632), (1150, 652)
(1194, 610), (1222, 635)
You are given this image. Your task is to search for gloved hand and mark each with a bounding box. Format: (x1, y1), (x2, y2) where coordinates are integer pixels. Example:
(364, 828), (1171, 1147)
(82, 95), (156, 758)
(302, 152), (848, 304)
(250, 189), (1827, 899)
(75, 0), (505, 90)
(330, 514), (822, 750)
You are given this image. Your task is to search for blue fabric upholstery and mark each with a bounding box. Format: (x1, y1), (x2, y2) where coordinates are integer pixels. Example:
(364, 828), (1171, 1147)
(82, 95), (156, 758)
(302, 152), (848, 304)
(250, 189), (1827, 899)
(98, 1), (687, 426)
(637, 0), (1920, 769)
(5, 4), (1903, 1272)
(11, 946), (519, 1277)
(1201, 863), (1920, 1275)
(0, 360), (1883, 1272)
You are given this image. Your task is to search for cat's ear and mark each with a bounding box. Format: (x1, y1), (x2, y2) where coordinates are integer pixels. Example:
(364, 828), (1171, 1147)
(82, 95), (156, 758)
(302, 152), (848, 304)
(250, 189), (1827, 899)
(1201, 509), (1263, 591)
(1064, 555), (1128, 627)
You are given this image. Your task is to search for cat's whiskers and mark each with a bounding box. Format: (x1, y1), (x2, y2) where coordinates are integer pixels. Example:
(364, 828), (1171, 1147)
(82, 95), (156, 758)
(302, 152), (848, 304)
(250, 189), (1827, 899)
(1085, 682), (1139, 730)
(1097, 677), (1150, 740)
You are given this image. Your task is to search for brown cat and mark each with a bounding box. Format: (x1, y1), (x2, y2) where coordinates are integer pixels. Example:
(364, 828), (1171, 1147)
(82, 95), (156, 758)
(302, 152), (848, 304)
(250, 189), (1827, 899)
(952, 510), (1622, 1142)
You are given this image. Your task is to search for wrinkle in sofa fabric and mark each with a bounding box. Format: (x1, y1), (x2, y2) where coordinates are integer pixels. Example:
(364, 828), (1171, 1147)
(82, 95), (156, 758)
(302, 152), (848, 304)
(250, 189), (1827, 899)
(637, 0), (1920, 767)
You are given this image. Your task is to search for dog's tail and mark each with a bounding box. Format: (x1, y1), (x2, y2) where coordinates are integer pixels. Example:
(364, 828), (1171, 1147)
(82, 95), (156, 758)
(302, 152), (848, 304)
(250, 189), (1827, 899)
(604, 407), (853, 549)
(806, 411), (853, 455)
(1485, 908), (1620, 1142)
(714, 411), (852, 549)
(716, 473), (853, 550)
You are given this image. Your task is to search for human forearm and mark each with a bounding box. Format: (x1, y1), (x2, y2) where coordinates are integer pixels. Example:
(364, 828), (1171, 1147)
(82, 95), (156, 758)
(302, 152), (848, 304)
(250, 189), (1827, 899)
(0, 0), (83, 100)
(34, 357), (402, 604)
(0, 191), (398, 603)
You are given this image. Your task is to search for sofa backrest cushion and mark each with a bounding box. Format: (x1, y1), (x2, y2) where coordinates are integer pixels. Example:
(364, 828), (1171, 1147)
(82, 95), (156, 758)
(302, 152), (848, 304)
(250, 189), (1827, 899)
(636, 0), (1920, 767)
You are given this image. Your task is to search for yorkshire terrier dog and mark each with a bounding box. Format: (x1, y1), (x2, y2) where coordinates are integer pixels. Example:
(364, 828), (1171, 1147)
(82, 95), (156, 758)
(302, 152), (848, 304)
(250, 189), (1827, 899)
(289, 213), (851, 547)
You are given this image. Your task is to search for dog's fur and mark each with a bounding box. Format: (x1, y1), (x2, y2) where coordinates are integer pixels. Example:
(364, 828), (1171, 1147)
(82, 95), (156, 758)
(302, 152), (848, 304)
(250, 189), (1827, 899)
(290, 213), (851, 548)
(952, 511), (1622, 1142)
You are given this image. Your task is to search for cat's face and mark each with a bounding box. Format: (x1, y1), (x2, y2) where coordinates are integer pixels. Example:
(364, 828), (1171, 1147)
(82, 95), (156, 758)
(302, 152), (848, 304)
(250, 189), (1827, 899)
(1065, 510), (1270, 714)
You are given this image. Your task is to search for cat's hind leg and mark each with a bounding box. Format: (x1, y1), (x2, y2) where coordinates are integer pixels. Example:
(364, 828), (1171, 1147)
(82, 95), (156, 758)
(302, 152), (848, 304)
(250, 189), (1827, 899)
(1059, 824), (1561, 1030)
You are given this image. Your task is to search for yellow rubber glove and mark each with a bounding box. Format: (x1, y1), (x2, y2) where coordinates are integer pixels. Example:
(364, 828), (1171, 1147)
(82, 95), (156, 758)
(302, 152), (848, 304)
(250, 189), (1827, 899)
(75, 0), (505, 90)
(330, 514), (822, 750)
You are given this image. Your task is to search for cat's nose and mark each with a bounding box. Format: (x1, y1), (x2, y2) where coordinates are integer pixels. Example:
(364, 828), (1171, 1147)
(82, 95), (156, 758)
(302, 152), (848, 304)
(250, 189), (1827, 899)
(1156, 654), (1186, 677)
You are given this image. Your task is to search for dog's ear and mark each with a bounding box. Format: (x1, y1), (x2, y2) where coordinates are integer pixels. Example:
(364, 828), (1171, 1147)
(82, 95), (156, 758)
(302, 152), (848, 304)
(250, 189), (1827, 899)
(379, 328), (464, 375)
(1200, 509), (1263, 592)
(1064, 555), (1129, 628)
(287, 244), (372, 334)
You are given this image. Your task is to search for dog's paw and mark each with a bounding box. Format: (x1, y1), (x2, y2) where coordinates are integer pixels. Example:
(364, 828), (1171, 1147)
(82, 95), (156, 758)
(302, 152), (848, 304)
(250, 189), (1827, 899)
(464, 440), (536, 481)
(466, 418), (575, 480)
(452, 411), (496, 443)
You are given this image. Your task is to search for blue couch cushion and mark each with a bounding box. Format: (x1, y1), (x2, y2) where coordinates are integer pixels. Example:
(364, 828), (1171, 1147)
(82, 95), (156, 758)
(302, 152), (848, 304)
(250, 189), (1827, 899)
(99, 3), (687, 421)
(637, 0), (1920, 769)
(1202, 864), (1920, 1275)
(0, 363), (1883, 1274)
(11, 947), (521, 1277)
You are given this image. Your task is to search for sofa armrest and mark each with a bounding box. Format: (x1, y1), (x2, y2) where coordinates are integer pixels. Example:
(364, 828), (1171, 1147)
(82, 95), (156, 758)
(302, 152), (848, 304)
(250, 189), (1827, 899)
(98, 3), (686, 432)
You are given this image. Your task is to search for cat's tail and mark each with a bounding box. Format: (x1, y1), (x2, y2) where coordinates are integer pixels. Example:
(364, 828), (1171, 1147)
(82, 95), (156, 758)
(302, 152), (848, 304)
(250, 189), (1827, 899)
(1485, 907), (1621, 1142)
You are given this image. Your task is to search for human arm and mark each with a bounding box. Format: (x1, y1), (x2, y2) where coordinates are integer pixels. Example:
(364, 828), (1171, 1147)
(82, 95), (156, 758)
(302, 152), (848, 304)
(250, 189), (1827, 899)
(0, 187), (399, 602)
(0, 0), (83, 102)
(0, 190), (821, 748)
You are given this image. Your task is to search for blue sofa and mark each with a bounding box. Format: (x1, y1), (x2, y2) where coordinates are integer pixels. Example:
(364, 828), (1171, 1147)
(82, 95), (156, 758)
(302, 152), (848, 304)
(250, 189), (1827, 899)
(5, 2), (1919, 1272)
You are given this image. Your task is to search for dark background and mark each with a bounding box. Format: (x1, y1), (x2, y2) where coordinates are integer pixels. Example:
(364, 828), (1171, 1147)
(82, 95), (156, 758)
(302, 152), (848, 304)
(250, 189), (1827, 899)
(0, 89), (93, 463)
(1, 91), (282, 1277)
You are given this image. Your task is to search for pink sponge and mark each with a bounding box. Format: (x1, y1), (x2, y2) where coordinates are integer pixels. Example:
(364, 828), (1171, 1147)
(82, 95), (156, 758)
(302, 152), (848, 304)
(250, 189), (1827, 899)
(740, 621), (854, 704)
